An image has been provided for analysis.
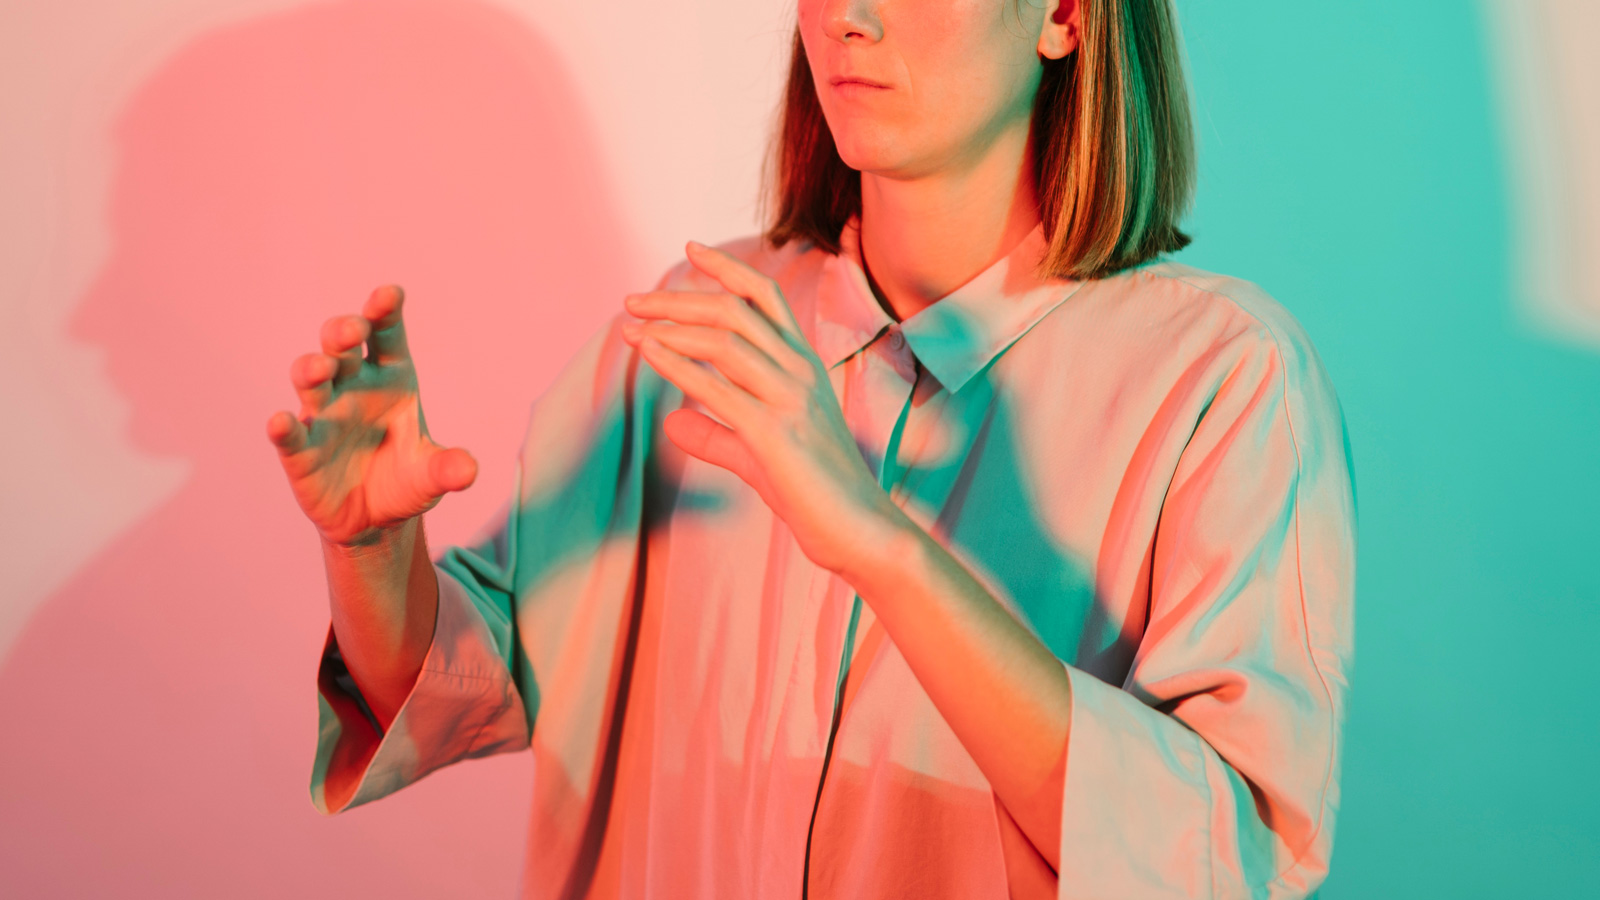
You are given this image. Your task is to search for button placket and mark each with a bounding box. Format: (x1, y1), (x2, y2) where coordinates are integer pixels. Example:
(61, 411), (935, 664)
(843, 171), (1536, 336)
(801, 330), (920, 898)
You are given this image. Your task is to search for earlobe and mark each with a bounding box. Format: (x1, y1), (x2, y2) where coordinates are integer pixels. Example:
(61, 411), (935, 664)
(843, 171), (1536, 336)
(1037, 0), (1081, 60)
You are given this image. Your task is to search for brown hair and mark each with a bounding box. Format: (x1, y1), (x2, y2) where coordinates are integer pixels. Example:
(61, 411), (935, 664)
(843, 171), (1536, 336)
(763, 0), (1194, 280)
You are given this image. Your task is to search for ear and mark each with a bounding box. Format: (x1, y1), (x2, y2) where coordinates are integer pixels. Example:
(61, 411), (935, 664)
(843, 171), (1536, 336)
(1037, 0), (1081, 60)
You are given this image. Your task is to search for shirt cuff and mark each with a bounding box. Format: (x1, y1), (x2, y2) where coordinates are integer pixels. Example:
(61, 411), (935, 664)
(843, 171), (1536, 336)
(310, 566), (529, 814)
(1057, 666), (1213, 899)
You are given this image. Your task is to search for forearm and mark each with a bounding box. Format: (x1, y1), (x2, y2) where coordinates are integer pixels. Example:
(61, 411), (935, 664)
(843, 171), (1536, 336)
(839, 511), (1072, 871)
(323, 517), (440, 730)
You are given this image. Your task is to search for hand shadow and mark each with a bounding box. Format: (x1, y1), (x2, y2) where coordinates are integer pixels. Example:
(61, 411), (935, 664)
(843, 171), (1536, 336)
(0, 1), (639, 895)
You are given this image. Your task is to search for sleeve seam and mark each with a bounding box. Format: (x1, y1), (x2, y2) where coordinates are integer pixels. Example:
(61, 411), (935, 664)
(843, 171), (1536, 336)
(1267, 428), (1340, 887)
(1263, 319), (1341, 888)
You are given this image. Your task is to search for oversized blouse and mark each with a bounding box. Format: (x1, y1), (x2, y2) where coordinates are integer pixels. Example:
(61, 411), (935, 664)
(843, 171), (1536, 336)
(311, 220), (1356, 899)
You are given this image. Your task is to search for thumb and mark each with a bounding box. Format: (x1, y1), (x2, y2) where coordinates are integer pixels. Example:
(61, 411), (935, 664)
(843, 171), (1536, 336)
(426, 445), (479, 495)
(663, 409), (760, 488)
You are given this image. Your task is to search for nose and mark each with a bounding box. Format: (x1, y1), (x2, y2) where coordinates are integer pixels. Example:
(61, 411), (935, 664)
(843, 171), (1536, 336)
(818, 0), (884, 44)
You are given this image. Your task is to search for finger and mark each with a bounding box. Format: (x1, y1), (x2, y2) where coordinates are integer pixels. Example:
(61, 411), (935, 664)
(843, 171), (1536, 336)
(424, 445), (479, 495)
(290, 352), (337, 414)
(685, 241), (802, 336)
(624, 321), (791, 403)
(320, 315), (371, 383)
(662, 408), (760, 487)
(265, 410), (309, 455)
(624, 290), (807, 374)
(362, 285), (411, 365)
(638, 336), (759, 430)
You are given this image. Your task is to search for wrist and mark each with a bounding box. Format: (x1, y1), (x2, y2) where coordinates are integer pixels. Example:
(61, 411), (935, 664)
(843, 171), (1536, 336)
(322, 517), (417, 560)
(833, 498), (927, 595)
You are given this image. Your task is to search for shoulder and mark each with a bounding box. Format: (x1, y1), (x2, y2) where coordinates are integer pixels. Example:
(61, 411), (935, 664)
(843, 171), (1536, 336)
(1116, 262), (1350, 477)
(1075, 260), (1323, 370)
(1137, 261), (1323, 370)
(1035, 260), (1338, 408)
(1018, 258), (1348, 462)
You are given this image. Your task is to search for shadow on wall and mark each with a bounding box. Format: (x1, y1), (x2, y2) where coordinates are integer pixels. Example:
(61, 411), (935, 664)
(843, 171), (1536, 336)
(0, 0), (640, 895)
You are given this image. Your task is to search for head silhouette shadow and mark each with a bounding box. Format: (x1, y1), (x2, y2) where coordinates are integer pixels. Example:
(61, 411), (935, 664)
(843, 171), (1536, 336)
(74, 0), (639, 470)
(0, 1), (639, 896)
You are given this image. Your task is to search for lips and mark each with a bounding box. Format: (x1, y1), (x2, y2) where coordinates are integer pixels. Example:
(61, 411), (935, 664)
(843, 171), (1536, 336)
(829, 75), (891, 89)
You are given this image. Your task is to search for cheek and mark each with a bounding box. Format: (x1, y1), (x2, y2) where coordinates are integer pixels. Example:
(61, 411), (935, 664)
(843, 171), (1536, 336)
(896, 15), (1038, 140)
(906, 2), (1036, 99)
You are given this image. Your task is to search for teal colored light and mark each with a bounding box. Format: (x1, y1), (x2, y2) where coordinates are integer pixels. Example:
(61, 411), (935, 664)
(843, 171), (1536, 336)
(1173, 2), (1600, 895)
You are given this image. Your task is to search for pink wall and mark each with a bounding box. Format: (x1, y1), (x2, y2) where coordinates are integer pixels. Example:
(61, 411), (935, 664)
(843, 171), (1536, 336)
(0, 0), (782, 894)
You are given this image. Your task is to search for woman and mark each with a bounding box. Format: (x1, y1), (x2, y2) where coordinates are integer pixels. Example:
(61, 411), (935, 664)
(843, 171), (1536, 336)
(267, 0), (1355, 896)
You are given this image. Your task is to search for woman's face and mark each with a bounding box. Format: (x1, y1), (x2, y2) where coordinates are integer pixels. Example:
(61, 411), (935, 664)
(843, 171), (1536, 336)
(798, 0), (1067, 180)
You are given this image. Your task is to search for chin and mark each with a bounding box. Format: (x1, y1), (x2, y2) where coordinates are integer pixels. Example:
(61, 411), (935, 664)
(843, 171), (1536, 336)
(830, 130), (915, 178)
(827, 114), (959, 181)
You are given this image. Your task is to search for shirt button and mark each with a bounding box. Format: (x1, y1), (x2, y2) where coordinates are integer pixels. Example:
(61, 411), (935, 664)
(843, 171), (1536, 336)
(887, 329), (906, 351)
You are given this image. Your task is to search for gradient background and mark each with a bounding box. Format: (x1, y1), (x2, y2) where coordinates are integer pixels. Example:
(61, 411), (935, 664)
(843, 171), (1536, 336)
(1, 1), (1595, 896)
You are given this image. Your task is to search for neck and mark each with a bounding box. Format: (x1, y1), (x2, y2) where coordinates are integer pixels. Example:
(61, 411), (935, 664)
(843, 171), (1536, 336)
(857, 127), (1041, 322)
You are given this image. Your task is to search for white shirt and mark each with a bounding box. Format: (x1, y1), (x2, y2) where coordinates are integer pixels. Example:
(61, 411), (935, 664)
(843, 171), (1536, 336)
(312, 219), (1356, 899)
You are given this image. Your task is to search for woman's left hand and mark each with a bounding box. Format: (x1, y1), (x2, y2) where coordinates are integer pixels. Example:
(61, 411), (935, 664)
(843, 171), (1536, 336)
(621, 240), (905, 577)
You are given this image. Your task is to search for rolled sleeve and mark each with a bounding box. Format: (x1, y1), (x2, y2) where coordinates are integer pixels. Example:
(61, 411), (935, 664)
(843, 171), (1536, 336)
(311, 566), (530, 815)
(1059, 667), (1212, 898)
(1057, 313), (1355, 899)
(307, 311), (671, 818)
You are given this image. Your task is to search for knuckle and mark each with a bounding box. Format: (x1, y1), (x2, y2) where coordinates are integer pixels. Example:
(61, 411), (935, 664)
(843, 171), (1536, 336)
(727, 301), (759, 333)
(791, 362), (818, 390)
(782, 382), (811, 410)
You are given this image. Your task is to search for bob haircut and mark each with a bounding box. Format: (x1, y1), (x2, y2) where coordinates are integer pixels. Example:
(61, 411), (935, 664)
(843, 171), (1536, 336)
(764, 0), (1195, 280)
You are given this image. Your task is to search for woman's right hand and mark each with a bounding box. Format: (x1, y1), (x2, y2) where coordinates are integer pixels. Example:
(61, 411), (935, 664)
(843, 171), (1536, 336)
(266, 285), (478, 547)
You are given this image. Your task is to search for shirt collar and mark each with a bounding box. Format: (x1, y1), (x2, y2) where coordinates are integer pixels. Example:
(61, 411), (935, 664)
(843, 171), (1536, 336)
(812, 216), (1084, 393)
